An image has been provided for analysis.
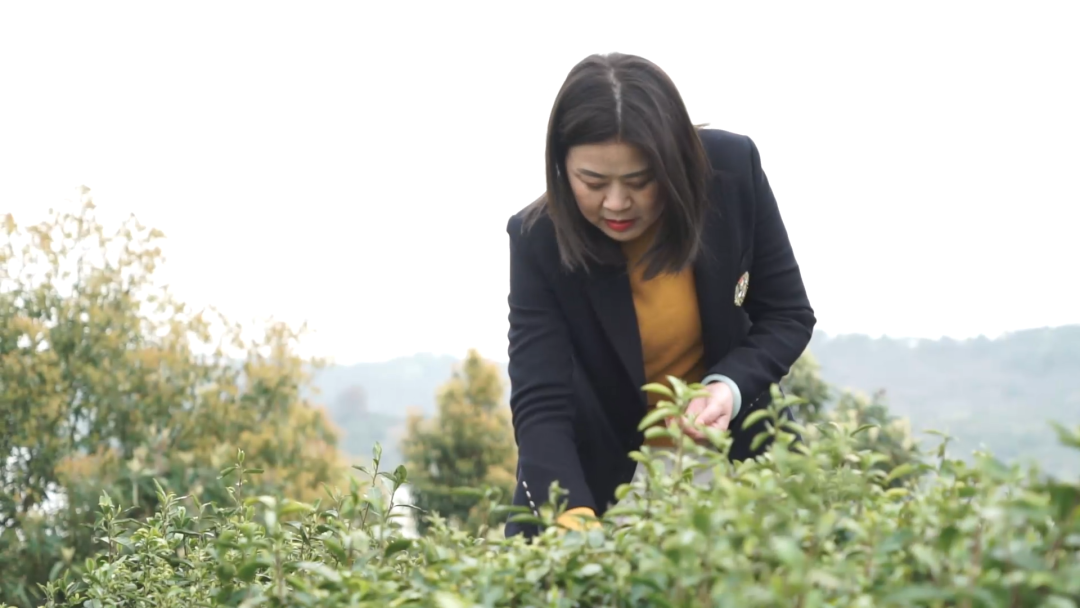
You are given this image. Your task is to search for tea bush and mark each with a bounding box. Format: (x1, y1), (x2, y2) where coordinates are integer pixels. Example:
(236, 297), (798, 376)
(20, 385), (1080, 607)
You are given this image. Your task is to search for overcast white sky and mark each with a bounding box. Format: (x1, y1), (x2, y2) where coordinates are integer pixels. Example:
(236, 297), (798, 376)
(1, 1), (1078, 365)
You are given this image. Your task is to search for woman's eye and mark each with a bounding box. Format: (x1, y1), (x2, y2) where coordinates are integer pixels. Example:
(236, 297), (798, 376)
(580, 178), (650, 191)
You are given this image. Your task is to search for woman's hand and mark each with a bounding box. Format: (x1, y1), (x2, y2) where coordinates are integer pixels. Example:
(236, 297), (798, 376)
(681, 382), (734, 440)
(556, 507), (600, 533)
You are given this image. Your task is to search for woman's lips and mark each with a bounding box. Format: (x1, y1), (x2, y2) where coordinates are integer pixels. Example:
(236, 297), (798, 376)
(604, 219), (636, 232)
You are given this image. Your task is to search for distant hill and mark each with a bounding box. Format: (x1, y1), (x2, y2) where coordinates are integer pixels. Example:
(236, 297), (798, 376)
(310, 326), (1080, 475)
(309, 352), (462, 417)
(808, 326), (1080, 476)
(306, 353), (462, 466)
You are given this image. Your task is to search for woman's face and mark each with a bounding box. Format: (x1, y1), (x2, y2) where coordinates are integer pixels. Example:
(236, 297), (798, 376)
(565, 140), (661, 242)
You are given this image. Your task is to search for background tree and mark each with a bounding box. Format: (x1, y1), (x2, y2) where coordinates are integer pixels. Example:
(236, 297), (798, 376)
(0, 193), (351, 607)
(399, 349), (516, 533)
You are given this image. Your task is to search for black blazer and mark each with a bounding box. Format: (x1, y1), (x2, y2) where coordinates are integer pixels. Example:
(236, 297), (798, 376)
(503, 128), (815, 538)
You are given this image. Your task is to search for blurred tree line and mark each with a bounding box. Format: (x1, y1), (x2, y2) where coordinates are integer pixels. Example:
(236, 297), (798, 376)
(0, 196), (920, 606)
(0, 196), (349, 606)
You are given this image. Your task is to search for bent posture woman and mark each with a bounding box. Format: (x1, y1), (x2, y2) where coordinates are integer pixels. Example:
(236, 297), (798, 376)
(505, 53), (815, 539)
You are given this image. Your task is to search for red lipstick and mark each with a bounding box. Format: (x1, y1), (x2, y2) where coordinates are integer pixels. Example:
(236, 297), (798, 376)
(605, 219), (636, 232)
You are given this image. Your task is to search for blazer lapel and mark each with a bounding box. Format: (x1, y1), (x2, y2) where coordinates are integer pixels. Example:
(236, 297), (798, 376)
(583, 264), (647, 407)
(694, 174), (740, 369)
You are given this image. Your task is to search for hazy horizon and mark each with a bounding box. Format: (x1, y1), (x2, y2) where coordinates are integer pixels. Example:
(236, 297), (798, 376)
(319, 323), (1080, 366)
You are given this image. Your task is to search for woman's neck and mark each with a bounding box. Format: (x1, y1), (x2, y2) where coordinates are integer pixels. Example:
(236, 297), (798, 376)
(619, 219), (661, 266)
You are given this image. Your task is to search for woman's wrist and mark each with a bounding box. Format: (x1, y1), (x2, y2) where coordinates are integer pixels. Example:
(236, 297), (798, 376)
(701, 373), (742, 419)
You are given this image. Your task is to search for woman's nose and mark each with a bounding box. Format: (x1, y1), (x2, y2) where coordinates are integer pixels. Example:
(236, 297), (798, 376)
(602, 187), (632, 212)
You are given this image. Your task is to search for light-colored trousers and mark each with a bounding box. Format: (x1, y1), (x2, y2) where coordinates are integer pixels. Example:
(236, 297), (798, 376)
(609, 446), (717, 521)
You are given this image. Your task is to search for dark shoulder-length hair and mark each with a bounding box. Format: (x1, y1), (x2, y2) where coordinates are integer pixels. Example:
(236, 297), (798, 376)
(522, 52), (713, 280)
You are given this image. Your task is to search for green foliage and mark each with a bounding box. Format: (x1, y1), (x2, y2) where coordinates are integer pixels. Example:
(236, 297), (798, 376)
(779, 354), (920, 488)
(399, 350), (516, 534)
(781, 350), (831, 424)
(31, 384), (1080, 607)
(0, 196), (352, 606)
(826, 389), (922, 485)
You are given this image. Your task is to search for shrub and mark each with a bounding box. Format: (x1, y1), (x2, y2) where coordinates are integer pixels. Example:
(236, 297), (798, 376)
(0, 198), (352, 606)
(22, 383), (1080, 607)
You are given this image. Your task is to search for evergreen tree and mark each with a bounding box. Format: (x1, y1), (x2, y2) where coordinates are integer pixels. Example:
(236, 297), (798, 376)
(400, 349), (516, 533)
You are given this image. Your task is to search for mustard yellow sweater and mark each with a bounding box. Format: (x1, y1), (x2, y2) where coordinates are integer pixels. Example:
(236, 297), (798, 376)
(557, 222), (707, 531)
(621, 222), (707, 447)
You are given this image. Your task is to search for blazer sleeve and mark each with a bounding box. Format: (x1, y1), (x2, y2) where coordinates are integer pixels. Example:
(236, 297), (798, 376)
(505, 216), (597, 515)
(705, 137), (816, 413)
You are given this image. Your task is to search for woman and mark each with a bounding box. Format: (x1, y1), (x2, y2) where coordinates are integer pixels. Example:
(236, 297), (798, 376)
(504, 52), (815, 539)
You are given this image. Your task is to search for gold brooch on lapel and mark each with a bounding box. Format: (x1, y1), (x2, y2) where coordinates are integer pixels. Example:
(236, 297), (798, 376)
(734, 271), (750, 306)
